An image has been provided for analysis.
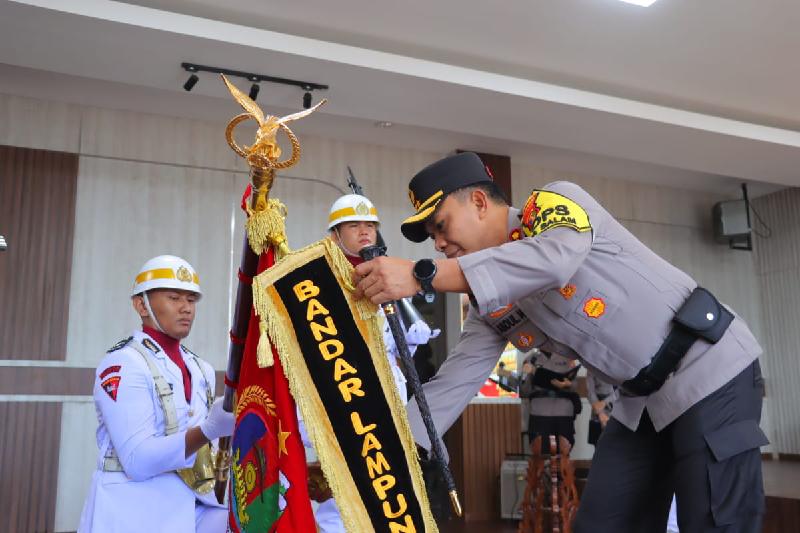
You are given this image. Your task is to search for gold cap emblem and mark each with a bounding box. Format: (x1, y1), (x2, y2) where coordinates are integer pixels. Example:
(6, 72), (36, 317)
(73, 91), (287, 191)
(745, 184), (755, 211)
(355, 202), (369, 216)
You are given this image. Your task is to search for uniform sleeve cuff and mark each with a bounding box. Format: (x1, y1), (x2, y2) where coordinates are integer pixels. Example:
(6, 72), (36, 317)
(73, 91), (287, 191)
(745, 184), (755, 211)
(457, 252), (504, 315)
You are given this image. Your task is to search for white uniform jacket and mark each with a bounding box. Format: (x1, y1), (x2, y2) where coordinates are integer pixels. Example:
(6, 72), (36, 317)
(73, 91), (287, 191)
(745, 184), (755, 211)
(79, 330), (221, 533)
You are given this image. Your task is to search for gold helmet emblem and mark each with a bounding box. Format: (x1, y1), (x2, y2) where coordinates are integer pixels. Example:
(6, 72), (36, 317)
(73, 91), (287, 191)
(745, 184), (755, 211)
(355, 202), (369, 216)
(176, 266), (193, 283)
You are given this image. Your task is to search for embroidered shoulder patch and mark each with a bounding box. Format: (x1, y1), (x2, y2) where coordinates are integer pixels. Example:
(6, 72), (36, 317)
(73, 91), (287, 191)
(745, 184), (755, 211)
(520, 190), (592, 238)
(99, 365), (122, 379)
(107, 336), (132, 353)
(101, 376), (121, 401)
(141, 338), (161, 353)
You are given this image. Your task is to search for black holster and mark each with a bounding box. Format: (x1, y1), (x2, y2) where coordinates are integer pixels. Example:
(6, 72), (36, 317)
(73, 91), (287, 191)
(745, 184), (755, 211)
(622, 287), (734, 396)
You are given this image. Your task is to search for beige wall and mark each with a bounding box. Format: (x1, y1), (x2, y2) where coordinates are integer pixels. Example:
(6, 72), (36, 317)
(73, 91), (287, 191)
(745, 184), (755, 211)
(752, 189), (800, 455)
(0, 91), (779, 530)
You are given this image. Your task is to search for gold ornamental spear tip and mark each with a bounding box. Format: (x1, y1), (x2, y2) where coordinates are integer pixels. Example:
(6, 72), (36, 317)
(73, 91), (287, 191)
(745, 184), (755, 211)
(222, 74), (327, 209)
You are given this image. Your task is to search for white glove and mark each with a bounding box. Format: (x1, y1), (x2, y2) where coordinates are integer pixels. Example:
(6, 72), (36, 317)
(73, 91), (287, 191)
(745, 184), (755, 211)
(405, 320), (439, 346)
(199, 397), (235, 441)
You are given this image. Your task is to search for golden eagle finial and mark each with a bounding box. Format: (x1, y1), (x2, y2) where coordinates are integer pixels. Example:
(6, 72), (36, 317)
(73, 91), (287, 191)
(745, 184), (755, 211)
(222, 74), (326, 170)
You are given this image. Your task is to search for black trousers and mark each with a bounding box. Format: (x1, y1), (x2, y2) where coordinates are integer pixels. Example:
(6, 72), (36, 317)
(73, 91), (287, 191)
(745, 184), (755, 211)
(574, 361), (766, 533)
(528, 415), (576, 451)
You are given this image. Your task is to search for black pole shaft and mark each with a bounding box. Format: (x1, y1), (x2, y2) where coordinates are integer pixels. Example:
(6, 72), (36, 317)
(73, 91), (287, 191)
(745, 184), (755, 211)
(383, 305), (456, 488)
(359, 245), (461, 515)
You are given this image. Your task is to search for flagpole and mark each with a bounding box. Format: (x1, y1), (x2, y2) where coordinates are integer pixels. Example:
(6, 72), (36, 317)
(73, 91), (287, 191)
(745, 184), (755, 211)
(213, 75), (326, 503)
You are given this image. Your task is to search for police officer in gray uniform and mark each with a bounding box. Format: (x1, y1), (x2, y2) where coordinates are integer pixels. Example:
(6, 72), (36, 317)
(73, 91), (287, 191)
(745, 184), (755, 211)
(586, 369), (616, 445)
(519, 350), (581, 449)
(354, 152), (767, 533)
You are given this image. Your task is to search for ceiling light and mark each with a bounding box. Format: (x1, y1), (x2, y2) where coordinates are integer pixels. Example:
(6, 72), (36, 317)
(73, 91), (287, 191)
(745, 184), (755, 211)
(617, 0), (659, 6)
(180, 63), (329, 105)
(374, 121), (394, 128)
(183, 74), (199, 91)
(248, 83), (260, 101)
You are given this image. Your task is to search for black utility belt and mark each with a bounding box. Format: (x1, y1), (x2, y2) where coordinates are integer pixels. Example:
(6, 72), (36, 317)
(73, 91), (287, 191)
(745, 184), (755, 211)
(622, 287), (733, 397)
(531, 389), (575, 400)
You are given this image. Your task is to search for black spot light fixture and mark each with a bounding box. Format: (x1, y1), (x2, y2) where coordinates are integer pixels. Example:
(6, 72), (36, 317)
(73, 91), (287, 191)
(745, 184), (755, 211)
(182, 63), (199, 91)
(248, 83), (260, 101)
(183, 74), (199, 91)
(180, 62), (328, 107)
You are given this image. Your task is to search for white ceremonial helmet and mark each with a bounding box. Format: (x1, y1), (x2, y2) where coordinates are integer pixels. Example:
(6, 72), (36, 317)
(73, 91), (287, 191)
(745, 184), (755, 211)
(131, 255), (202, 299)
(327, 194), (380, 230)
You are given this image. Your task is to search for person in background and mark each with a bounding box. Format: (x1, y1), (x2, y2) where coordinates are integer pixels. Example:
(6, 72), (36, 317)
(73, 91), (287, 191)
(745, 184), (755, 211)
(519, 349), (581, 449)
(586, 369), (616, 447)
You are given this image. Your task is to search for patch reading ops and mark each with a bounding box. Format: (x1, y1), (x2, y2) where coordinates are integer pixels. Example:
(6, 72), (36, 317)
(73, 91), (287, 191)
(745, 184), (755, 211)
(583, 297), (606, 319)
(271, 256), (426, 531)
(520, 190), (592, 238)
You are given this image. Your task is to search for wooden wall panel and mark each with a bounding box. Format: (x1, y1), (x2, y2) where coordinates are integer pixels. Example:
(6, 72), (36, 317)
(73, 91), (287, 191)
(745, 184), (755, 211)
(459, 151), (512, 203)
(447, 402), (523, 522)
(0, 402), (62, 533)
(0, 145), (79, 360)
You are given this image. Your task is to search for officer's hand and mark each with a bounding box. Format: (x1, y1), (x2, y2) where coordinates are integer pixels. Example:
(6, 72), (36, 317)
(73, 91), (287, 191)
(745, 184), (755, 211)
(199, 398), (235, 441)
(598, 412), (610, 428)
(353, 256), (420, 304)
(551, 378), (571, 390)
(522, 361), (534, 374)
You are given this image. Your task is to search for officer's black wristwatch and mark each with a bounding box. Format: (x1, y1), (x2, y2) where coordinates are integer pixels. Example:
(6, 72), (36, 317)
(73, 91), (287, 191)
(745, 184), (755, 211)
(413, 259), (437, 303)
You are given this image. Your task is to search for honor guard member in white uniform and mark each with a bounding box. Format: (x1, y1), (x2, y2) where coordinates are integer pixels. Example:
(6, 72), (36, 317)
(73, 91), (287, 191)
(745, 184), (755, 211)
(79, 255), (234, 533)
(354, 152), (767, 533)
(306, 194), (438, 533)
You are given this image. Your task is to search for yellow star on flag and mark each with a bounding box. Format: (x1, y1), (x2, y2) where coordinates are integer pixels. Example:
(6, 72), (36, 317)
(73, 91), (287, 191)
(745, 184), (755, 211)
(278, 420), (291, 456)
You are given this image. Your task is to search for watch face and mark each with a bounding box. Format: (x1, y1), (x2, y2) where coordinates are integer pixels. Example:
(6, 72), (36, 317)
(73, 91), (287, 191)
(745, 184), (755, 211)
(414, 259), (436, 279)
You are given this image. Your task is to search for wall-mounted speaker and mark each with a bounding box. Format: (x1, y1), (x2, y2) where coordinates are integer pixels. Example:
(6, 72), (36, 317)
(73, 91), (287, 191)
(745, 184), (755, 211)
(713, 199), (750, 244)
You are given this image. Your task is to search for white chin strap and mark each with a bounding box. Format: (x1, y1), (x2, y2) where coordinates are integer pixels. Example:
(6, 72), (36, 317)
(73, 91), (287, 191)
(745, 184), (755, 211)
(334, 228), (361, 258)
(142, 291), (166, 334)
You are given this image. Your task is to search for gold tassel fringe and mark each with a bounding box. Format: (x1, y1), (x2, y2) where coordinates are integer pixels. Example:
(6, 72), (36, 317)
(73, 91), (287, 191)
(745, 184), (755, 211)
(245, 198), (289, 259)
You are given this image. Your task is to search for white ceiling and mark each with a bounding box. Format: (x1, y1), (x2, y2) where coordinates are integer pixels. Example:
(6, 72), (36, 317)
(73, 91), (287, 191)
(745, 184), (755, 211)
(1, 0), (799, 196)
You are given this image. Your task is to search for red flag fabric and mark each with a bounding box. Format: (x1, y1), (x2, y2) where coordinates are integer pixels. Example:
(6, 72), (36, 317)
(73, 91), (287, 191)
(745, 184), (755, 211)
(229, 196), (316, 532)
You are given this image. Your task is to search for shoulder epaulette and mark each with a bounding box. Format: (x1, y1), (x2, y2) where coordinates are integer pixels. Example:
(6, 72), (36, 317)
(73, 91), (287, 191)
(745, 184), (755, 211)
(107, 336), (133, 353)
(181, 345), (198, 357)
(141, 337), (161, 354)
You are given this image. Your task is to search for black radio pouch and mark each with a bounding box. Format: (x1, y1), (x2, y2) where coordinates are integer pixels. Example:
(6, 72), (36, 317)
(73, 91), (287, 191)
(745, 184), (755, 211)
(622, 287), (733, 396)
(673, 287), (734, 343)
